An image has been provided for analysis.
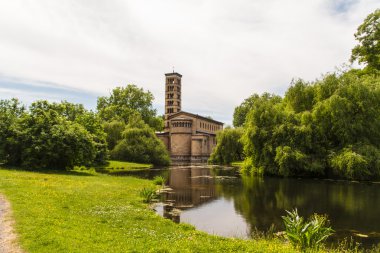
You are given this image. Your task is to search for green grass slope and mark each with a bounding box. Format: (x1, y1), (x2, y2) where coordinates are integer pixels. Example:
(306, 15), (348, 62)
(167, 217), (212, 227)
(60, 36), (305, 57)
(0, 168), (298, 252)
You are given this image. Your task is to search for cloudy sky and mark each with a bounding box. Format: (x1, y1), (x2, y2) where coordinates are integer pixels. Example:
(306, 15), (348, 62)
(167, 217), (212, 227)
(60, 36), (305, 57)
(0, 0), (378, 124)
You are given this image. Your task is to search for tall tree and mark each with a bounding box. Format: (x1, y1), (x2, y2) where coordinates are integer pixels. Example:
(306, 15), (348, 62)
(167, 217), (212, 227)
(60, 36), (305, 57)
(0, 100), (108, 169)
(284, 79), (315, 113)
(209, 127), (244, 165)
(351, 9), (380, 71)
(240, 71), (380, 180)
(10, 101), (98, 169)
(31, 100), (108, 164)
(97, 85), (163, 130)
(0, 99), (25, 163)
(233, 93), (282, 127)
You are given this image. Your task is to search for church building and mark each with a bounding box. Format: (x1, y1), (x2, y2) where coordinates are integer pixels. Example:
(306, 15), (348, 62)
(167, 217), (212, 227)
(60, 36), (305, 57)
(157, 72), (224, 163)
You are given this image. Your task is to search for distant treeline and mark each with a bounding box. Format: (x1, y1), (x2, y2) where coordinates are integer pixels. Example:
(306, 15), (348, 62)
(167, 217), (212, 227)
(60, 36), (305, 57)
(210, 9), (380, 181)
(0, 85), (170, 170)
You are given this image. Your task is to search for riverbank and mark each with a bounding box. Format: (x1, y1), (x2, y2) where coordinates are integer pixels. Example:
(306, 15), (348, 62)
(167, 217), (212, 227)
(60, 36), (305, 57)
(0, 167), (299, 253)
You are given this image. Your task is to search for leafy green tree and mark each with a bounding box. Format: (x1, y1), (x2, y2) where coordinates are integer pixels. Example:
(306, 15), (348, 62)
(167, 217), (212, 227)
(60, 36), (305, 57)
(329, 144), (380, 180)
(274, 146), (306, 177)
(110, 113), (170, 165)
(10, 101), (97, 169)
(351, 9), (380, 71)
(97, 85), (163, 130)
(30, 100), (108, 164)
(74, 111), (108, 164)
(209, 127), (244, 165)
(103, 120), (126, 150)
(233, 93), (282, 127)
(241, 96), (285, 175)
(329, 147), (369, 180)
(284, 79), (315, 113)
(240, 69), (380, 180)
(0, 99), (25, 163)
(0, 100), (108, 169)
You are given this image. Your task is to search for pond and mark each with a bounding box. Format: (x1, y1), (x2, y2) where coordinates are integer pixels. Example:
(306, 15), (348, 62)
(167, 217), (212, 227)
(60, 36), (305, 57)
(124, 165), (380, 248)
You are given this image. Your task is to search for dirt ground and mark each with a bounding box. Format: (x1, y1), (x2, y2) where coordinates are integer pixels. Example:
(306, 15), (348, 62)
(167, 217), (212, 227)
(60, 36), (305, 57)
(0, 194), (24, 253)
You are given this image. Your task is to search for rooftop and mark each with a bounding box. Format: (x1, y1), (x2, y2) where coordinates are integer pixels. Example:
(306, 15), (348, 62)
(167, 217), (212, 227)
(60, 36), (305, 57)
(168, 111), (224, 125)
(165, 72), (182, 78)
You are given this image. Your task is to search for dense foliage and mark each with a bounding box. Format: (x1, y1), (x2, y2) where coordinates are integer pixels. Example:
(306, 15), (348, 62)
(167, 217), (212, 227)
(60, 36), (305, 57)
(209, 127), (244, 165)
(0, 99), (25, 164)
(240, 72), (380, 180)
(110, 113), (170, 165)
(98, 86), (169, 165)
(0, 84), (172, 169)
(232, 10), (380, 180)
(0, 100), (107, 169)
(233, 93), (282, 127)
(97, 85), (163, 131)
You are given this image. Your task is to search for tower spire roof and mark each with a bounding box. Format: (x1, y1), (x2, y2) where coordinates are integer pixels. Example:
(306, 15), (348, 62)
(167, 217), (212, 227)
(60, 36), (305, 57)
(165, 72), (182, 77)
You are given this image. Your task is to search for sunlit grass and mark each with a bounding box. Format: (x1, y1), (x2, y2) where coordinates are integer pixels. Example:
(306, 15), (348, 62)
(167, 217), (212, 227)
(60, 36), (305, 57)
(0, 168), (354, 252)
(231, 161), (244, 167)
(75, 160), (153, 174)
(105, 160), (152, 169)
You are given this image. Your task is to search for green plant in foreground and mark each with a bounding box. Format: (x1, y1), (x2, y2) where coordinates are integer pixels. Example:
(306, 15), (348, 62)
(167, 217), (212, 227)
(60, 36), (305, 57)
(282, 209), (334, 251)
(139, 187), (158, 203)
(153, 175), (165, 187)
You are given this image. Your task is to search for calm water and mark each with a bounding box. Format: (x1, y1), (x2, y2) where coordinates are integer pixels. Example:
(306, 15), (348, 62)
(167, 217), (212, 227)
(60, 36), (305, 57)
(125, 165), (380, 248)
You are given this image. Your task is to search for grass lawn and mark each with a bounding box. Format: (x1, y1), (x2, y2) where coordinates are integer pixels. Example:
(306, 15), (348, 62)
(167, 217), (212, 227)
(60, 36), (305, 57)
(0, 168), (311, 252)
(231, 161), (244, 167)
(76, 160), (153, 174)
(102, 160), (153, 170)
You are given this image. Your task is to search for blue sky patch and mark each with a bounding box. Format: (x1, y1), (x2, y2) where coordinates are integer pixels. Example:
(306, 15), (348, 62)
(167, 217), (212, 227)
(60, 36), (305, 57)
(0, 79), (99, 110)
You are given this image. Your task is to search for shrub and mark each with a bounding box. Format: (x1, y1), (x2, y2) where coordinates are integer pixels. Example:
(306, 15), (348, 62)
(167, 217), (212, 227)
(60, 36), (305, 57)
(110, 113), (170, 166)
(153, 176), (165, 187)
(139, 187), (158, 203)
(282, 209), (334, 250)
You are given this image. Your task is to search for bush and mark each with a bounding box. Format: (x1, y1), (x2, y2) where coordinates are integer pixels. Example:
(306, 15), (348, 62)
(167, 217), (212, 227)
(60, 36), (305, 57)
(139, 187), (158, 203)
(282, 209), (334, 250)
(153, 176), (165, 187)
(110, 113), (170, 165)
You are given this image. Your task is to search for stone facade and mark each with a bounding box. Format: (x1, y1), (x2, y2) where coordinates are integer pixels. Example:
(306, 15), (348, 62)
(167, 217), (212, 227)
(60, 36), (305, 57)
(157, 72), (223, 163)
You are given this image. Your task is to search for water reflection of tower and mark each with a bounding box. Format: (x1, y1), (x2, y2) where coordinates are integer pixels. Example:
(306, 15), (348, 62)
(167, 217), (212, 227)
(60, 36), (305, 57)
(161, 167), (217, 221)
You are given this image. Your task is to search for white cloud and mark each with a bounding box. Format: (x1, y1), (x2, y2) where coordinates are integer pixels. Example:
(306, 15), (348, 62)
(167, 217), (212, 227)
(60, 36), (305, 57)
(0, 0), (378, 124)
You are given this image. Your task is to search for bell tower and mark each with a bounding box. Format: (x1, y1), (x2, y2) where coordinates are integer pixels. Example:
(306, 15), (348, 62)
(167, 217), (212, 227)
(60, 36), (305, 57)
(164, 72), (182, 130)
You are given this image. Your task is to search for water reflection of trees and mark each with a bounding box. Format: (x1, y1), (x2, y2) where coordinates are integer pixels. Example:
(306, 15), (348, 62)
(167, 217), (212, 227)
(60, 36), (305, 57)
(217, 176), (380, 235)
(158, 166), (380, 246)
